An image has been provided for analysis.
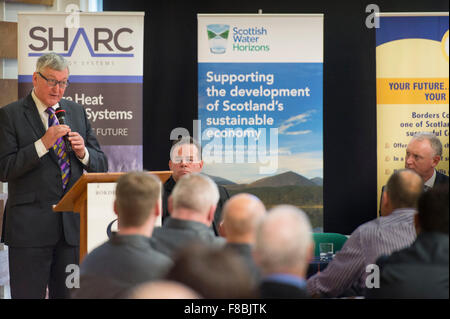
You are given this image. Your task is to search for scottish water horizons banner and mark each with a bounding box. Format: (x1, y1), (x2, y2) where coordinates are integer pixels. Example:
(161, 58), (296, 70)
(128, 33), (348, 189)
(198, 14), (324, 230)
(376, 13), (449, 213)
(18, 12), (144, 172)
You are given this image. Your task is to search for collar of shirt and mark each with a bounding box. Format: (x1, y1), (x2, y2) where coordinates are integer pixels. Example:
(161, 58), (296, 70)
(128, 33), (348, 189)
(109, 232), (152, 249)
(264, 273), (307, 289)
(31, 89), (60, 129)
(389, 207), (417, 217)
(424, 169), (436, 189)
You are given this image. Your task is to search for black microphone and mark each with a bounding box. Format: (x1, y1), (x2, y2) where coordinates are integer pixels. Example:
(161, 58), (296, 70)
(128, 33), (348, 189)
(55, 107), (72, 152)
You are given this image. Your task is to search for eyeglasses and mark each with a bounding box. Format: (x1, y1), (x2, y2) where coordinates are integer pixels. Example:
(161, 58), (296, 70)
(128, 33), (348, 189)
(172, 156), (201, 164)
(38, 72), (70, 88)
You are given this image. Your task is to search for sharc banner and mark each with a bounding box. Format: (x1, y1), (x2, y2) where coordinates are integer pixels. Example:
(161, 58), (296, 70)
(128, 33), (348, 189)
(17, 12), (144, 172)
(376, 13), (449, 212)
(198, 14), (324, 231)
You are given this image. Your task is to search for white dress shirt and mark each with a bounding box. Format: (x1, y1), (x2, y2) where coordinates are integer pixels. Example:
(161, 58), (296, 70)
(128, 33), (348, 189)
(424, 169), (436, 189)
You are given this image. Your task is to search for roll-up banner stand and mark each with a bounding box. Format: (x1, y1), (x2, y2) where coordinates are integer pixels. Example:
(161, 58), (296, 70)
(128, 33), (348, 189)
(198, 14), (324, 231)
(376, 13), (449, 213)
(18, 12), (145, 251)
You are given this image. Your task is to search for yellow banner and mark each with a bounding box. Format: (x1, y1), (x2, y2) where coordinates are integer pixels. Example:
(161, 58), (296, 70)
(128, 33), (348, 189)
(377, 78), (449, 104)
(376, 16), (449, 216)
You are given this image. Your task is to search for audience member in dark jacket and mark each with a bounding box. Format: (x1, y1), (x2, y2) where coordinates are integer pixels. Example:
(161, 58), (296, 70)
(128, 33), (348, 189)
(73, 172), (172, 299)
(367, 185), (449, 299)
(152, 173), (225, 259)
(254, 205), (314, 299)
(219, 193), (266, 285)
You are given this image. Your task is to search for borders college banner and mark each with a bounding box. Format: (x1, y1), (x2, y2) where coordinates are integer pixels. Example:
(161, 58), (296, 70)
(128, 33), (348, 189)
(198, 14), (324, 230)
(18, 12), (144, 172)
(376, 13), (449, 213)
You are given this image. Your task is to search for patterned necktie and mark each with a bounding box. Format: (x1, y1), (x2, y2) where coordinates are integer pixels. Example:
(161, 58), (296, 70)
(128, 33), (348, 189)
(45, 107), (71, 190)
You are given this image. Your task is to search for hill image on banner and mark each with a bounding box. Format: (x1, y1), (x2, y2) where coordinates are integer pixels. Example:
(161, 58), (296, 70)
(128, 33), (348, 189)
(223, 171), (323, 232)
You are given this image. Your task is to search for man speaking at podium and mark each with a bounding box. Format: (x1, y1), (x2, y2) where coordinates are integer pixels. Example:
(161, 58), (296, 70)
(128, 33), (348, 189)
(0, 53), (108, 299)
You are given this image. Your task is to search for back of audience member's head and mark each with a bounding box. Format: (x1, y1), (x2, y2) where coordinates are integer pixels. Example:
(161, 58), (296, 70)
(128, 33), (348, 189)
(416, 184), (449, 234)
(166, 243), (257, 299)
(220, 193), (266, 243)
(254, 205), (313, 277)
(126, 280), (201, 299)
(115, 171), (161, 228)
(385, 169), (423, 210)
(169, 173), (219, 223)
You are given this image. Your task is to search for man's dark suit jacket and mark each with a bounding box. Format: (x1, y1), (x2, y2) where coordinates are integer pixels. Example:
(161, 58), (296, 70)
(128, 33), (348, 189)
(151, 217), (225, 258)
(162, 176), (230, 235)
(0, 93), (108, 247)
(434, 170), (450, 186)
(259, 280), (310, 299)
(224, 243), (261, 284)
(73, 233), (172, 299)
(366, 232), (449, 299)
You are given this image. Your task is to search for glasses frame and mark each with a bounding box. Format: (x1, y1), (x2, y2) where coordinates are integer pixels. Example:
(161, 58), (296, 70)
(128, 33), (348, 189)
(38, 72), (70, 88)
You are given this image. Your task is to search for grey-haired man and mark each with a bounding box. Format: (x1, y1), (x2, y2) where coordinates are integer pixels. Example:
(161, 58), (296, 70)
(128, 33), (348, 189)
(0, 53), (108, 298)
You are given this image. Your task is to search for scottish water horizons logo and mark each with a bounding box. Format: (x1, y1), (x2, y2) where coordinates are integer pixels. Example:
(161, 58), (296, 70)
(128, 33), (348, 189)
(207, 24), (230, 54)
(27, 27), (135, 58)
(207, 24), (270, 54)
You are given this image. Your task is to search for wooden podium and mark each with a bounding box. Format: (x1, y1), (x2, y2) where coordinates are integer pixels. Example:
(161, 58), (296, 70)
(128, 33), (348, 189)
(53, 171), (172, 262)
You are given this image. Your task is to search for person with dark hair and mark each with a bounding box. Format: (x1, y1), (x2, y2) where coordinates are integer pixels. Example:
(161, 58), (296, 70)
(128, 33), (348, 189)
(162, 137), (230, 235)
(72, 172), (172, 299)
(416, 185), (449, 234)
(367, 185), (449, 299)
(0, 53), (108, 298)
(165, 243), (257, 299)
(307, 169), (422, 298)
(151, 173), (225, 258)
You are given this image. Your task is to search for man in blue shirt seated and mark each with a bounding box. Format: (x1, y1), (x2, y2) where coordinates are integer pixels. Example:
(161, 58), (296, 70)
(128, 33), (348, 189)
(254, 205), (314, 299)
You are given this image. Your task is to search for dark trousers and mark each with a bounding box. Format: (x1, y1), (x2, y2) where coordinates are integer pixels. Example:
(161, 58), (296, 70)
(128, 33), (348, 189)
(8, 238), (79, 299)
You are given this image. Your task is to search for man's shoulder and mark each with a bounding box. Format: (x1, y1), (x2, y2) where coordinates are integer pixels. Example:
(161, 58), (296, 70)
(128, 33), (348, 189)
(152, 220), (224, 246)
(435, 171), (449, 185)
(1, 95), (30, 113)
(60, 98), (85, 112)
(80, 241), (112, 270)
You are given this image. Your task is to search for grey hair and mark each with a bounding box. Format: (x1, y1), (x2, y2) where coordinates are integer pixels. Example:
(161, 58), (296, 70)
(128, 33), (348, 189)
(254, 205), (312, 274)
(412, 132), (442, 157)
(171, 173), (219, 215)
(36, 53), (69, 73)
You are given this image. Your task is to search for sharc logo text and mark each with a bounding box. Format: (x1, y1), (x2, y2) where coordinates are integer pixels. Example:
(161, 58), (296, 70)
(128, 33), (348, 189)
(27, 27), (135, 58)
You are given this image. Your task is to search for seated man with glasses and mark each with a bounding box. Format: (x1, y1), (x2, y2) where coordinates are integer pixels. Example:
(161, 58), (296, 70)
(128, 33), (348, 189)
(162, 137), (230, 236)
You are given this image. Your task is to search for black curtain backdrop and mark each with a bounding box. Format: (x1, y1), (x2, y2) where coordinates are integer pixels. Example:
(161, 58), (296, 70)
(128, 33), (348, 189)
(103, 0), (448, 234)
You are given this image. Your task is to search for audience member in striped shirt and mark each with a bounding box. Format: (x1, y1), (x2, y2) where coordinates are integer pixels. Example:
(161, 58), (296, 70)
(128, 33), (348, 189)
(307, 169), (423, 298)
